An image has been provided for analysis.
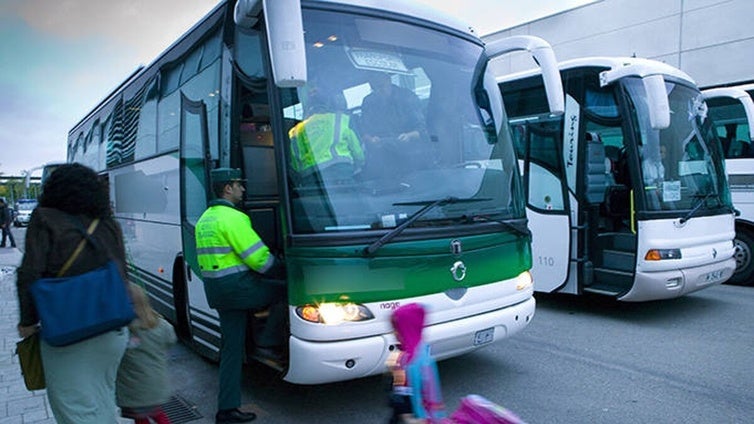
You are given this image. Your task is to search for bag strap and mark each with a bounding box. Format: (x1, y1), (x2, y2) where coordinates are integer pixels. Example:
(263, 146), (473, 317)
(57, 218), (100, 277)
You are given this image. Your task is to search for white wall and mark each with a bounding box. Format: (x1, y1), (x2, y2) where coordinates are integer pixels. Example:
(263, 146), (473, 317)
(484, 0), (754, 88)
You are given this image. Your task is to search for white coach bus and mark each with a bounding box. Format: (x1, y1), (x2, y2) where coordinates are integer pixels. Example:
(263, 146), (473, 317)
(702, 85), (754, 285)
(497, 57), (737, 301)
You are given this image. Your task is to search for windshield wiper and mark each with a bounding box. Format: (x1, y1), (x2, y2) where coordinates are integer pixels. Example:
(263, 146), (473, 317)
(467, 214), (532, 238)
(679, 192), (715, 224)
(362, 197), (489, 256)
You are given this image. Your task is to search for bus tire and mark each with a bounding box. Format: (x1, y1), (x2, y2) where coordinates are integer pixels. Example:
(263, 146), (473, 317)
(172, 256), (193, 341)
(729, 227), (754, 286)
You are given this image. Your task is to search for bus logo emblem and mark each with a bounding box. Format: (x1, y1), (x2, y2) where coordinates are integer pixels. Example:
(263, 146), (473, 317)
(450, 261), (467, 281)
(451, 239), (462, 256)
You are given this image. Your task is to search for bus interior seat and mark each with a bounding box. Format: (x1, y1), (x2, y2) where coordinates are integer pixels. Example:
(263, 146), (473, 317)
(584, 132), (609, 204)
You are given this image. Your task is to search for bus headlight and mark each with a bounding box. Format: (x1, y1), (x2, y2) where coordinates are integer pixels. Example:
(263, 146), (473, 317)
(296, 302), (374, 324)
(516, 270), (533, 290)
(645, 249), (682, 261)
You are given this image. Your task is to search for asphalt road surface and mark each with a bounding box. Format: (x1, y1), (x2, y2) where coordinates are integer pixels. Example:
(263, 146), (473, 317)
(11, 226), (754, 423)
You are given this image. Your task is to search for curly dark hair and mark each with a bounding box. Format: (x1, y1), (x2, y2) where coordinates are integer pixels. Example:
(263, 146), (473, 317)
(39, 163), (111, 217)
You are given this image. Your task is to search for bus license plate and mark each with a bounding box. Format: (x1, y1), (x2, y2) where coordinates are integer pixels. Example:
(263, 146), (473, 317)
(704, 269), (725, 283)
(473, 328), (495, 346)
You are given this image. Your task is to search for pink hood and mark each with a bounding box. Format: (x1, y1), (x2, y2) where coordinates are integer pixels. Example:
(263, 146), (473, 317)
(392, 303), (426, 363)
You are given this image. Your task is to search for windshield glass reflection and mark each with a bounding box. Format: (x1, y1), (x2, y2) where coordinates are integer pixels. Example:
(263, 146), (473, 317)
(624, 79), (731, 212)
(281, 9), (523, 234)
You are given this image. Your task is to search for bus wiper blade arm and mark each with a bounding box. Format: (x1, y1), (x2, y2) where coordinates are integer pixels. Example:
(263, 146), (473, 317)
(679, 192), (714, 224)
(362, 197), (489, 257)
(470, 215), (531, 238)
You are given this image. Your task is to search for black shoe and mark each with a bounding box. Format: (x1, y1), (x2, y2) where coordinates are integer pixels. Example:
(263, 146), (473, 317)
(215, 408), (257, 423)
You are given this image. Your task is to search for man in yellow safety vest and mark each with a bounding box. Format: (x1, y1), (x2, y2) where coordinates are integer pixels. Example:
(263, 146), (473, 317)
(195, 167), (286, 424)
(288, 88), (364, 186)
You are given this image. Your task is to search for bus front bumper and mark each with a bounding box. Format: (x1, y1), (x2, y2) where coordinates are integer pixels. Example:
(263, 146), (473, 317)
(620, 257), (735, 302)
(283, 296), (535, 385)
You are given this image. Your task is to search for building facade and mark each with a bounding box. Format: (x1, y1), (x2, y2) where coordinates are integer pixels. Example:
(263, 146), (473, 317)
(484, 0), (754, 88)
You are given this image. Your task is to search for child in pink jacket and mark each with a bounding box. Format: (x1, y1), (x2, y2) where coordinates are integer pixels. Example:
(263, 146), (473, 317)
(387, 303), (448, 423)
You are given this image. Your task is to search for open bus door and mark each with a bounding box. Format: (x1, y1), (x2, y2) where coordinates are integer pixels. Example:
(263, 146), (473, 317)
(177, 92), (214, 349)
(513, 118), (571, 294)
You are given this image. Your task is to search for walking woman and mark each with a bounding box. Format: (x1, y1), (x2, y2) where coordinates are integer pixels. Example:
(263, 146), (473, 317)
(16, 163), (130, 423)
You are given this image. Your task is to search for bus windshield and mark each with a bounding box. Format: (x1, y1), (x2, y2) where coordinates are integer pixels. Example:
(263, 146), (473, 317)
(281, 9), (522, 234)
(624, 78), (731, 212)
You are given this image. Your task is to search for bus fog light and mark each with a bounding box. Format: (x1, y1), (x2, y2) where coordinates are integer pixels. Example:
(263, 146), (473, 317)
(296, 302), (374, 324)
(645, 249), (682, 261)
(665, 277), (682, 288)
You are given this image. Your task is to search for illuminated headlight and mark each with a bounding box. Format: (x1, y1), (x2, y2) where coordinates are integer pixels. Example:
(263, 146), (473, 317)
(645, 249), (682, 261)
(296, 302), (374, 324)
(516, 270), (533, 290)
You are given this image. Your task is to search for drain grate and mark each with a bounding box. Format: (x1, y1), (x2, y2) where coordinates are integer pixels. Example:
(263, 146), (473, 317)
(162, 394), (203, 424)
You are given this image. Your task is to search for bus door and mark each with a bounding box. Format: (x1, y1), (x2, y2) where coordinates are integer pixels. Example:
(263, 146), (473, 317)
(580, 90), (638, 296)
(233, 27), (282, 253)
(514, 119), (571, 293)
(178, 92), (213, 336)
(235, 81), (281, 252)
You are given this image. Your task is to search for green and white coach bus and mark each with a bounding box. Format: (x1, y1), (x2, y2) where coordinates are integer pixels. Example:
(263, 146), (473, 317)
(66, 0), (564, 384)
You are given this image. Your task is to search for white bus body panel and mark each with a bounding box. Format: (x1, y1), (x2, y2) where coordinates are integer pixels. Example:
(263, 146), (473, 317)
(109, 155), (218, 335)
(285, 276), (535, 384)
(622, 214), (736, 301)
(526, 208), (569, 293)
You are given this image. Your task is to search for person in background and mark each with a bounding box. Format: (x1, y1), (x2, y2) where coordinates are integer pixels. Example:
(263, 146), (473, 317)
(0, 197), (17, 248)
(360, 72), (426, 145)
(16, 163), (129, 424)
(116, 283), (177, 424)
(387, 303), (447, 424)
(359, 72), (427, 178)
(195, 167), (287, 424)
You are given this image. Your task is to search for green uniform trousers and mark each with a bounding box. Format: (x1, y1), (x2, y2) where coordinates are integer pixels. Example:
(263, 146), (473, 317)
(205, 271), (286, 410)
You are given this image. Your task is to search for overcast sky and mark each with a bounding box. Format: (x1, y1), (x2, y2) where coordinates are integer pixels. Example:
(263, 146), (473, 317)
(0, 0), (593, 177)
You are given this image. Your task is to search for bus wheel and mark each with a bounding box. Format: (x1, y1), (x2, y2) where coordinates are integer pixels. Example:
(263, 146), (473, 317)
(172, 257), (193, 341)
(729, 229), (754, 286)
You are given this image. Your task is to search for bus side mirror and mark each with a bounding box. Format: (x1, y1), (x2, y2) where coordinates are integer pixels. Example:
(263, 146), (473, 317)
(486, 35), (564, 115)
(643, 74), (670, 130)
(235, 0), (308, 88)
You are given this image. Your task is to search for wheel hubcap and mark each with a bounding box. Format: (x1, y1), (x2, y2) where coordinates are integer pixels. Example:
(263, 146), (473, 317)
(733, 238), (751, 272)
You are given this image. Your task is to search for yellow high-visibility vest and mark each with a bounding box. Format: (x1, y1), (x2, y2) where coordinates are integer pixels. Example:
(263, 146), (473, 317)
(195, 200), (274, 279)
(288, 112), (364, 173)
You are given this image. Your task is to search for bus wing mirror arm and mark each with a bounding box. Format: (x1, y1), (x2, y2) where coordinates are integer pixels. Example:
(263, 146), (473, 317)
(486, 35), (564, 115)
(601, 68), (670, 130)
(236, 0), (307, 88)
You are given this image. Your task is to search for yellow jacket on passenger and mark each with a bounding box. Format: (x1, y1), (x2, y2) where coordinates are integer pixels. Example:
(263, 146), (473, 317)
(288, 112), (364, 173)
(195, 199), (275, 279)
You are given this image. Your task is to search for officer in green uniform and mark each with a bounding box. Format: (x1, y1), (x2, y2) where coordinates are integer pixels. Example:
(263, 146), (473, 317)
(195, 168), (286, 424)
(288, 89), (364, 185)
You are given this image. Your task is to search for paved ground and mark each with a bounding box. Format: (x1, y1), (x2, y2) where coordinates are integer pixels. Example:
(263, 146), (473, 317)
(0, 248), (135, 424)
(0, 247), (55, 424)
